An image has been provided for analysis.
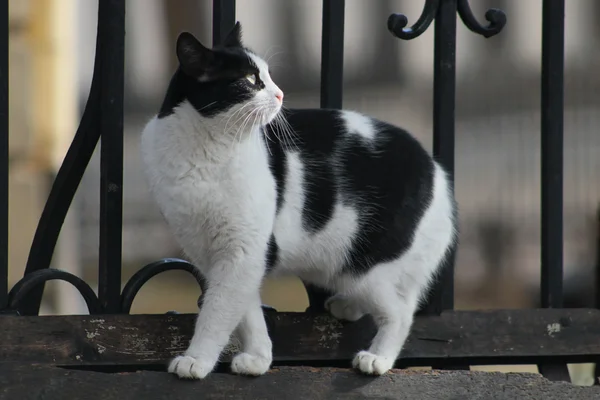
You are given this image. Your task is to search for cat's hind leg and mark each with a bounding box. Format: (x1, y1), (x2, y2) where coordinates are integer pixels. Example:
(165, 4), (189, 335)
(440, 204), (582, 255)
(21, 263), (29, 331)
(351, 273), (421, 376)
(325, 294), (365, 322)
(230, 293), (273, 376)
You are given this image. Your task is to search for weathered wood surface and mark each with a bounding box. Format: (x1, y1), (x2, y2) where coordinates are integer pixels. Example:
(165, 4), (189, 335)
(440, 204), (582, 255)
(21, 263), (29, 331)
(1, 309), (599, 368)
(0, 365), (598, 400)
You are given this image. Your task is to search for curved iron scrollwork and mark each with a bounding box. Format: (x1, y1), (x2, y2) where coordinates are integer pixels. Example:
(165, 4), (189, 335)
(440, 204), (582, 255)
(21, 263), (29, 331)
(388, 0), (440, 40)
(388, 0), (506, 41)
(120, 258), (206, 314)
(121, 258), (277, 315)
(17, 0), (125, 316)
(8, 269), (103, 314)
(457, 0), (506, 38)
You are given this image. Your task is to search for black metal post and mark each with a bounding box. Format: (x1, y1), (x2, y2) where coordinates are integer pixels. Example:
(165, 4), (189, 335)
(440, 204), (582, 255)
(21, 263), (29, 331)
(0, 0), (8, 310)
(98, 0), (126, 313)
(424, 0), (457, 314)
(320, 0), (345, 109)
(596, 204), (600, 310)
(596, 205), (600, 385)
(212, 0), (236, 46)
(303, 0), (345, 312)
(540, 0), (564, 309)
(536, 0), (567, 382)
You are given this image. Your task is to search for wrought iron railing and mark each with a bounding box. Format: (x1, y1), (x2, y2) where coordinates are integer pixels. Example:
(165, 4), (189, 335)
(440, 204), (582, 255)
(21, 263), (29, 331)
(1, 0), (598, 384)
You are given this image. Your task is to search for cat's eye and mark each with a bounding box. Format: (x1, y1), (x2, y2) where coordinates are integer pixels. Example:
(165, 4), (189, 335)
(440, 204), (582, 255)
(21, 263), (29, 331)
(245, 73), (257, 85)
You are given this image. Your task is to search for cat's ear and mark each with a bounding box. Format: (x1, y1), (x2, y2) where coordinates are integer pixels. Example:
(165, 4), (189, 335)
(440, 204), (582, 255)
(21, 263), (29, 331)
(176, 32), (214, 76)
(222, 21), (243, 48)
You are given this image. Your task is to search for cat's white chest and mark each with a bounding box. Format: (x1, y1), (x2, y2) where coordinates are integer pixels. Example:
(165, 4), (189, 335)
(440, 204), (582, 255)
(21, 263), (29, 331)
(200, 140), (277, 229)
(225, 142), (276, 208)
(141, 118), (277, 271)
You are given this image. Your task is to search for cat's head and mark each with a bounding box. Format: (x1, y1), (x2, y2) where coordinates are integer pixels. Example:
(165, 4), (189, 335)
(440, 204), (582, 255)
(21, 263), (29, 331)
(172, 22), (284, 130)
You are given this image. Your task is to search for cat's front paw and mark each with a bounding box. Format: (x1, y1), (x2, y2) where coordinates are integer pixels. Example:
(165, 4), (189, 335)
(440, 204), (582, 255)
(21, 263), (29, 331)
(325, 295), (364, 322)
(168, 355), (214, 379)
(231, 352), (272, 376)
(352, 350), (394, 376)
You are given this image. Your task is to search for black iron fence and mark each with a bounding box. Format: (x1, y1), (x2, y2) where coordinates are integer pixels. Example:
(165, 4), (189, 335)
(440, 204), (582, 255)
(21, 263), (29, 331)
(1, 0), (599, 384)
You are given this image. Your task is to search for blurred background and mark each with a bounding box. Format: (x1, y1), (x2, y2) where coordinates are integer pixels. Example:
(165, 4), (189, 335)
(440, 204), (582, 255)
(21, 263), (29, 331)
(6, 0), (599, 381)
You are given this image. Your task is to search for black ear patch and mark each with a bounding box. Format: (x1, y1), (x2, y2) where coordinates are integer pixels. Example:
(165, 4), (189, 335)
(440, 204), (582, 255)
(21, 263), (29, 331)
(222, 21), (243, 48)
(176, 32), (214, 76)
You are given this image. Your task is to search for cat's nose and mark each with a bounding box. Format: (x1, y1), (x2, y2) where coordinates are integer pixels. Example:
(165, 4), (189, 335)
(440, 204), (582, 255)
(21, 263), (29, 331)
(275, 90), (284, 103)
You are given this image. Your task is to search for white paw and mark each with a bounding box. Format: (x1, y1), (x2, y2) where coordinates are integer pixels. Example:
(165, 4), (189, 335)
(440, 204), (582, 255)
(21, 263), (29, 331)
(352, 351), (394, 375)
(325, 295), (364, 322)
(168, 355), (214, 379)
(231, 352), (272, 376)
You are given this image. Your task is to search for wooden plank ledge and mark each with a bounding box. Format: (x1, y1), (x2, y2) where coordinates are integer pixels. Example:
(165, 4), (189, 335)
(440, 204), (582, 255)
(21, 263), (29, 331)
(1, 309), (599, 368)
(1, 365), (599, 400)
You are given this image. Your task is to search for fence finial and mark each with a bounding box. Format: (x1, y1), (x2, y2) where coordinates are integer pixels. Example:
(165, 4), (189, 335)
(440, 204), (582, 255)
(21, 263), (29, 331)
(387, 0), (439, 40)
(388, 0), (507, 41)
(457, 0), (506, 38)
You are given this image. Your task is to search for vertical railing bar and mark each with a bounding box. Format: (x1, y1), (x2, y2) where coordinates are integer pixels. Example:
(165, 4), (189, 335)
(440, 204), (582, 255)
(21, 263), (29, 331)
(0, 0), (8, 310)
(596, 204), (600, 310)
(320, 0), (345, 109)
(302, 0), (345, 312)
(212, 0), (236, 46)
(424, 0), (457, 314)
(98, 0), (125, 313)
(540, 0), (564, 309)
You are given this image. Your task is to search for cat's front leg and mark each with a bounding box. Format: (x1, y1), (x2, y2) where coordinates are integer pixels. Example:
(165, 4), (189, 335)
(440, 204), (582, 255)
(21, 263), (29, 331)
(168, 248), (266, 379)
(230, 293), (272, 376)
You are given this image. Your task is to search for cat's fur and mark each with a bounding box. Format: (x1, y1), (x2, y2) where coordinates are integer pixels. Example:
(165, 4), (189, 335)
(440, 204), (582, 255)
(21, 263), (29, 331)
(141, 23), (458, 379)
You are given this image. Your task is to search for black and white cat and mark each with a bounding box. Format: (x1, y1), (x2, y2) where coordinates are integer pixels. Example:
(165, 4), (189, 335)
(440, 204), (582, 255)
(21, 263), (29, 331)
(141, 22), (458, 379)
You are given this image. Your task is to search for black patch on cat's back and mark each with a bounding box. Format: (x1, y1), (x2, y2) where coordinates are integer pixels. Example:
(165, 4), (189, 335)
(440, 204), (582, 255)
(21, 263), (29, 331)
(276, 109), (341, 233)
(340, 121), (436, 274)
(270, 108), (440, 276)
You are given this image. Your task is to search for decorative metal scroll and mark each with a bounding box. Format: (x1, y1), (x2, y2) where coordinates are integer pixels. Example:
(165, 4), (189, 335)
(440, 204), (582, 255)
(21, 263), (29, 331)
(388, 0), (506, 40)
(120, 259), (206, 314)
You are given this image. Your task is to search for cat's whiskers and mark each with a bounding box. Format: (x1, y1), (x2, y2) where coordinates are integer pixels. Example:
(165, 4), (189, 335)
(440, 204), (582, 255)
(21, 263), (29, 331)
(223, 102), (257, 134)
(232, 106), (260, 145)
(198, 101), (218, 111)
(263, 46), (285, 64)
(262, 45), (276, 62)
(279, 114), (297, 145)
(273, 112), (298, 152)
(242, 102), (273, 156)
(271, 114), (285, 145)
(227, 105), (256, 144)
(249, 106), (267, 155)
(262, 125), (273, 156)
(266, 53), (285, 66)
(248, 106), (270, 157)
(230, 105), (264, 157)
(267, 115), (284, 147)
(225, 105), (263, 155)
